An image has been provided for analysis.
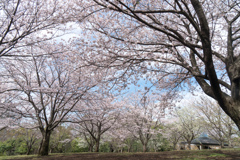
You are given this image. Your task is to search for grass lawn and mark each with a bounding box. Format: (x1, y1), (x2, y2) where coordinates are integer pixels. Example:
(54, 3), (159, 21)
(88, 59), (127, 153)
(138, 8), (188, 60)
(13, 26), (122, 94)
(1, 149), (240, 160)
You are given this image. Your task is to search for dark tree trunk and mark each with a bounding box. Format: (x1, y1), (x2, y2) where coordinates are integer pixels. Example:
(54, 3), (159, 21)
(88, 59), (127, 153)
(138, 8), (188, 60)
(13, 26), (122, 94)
(225, 58), (240, 131)
(94, 139), (100, 152)
(109, 143), (114, 152)
(89, 144), (94, 152)
(228, 104), (240, 131)
(191, 0), (240, 132)
(26, 146), (31, 155)
(187, 141), (191, 150)
(173, 143), (177, 150)
(38, 131), (51, 156)
(26, 139), (36, 155)
(128, 145), (132, 152)
(142, 144), (147, 152)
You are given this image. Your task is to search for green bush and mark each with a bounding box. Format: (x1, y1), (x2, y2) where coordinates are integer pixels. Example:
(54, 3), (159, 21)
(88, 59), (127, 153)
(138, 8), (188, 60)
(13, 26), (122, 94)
(100, 142), (110, 152)
(15, 141), (28, 155)
(71, 139), (88, 152)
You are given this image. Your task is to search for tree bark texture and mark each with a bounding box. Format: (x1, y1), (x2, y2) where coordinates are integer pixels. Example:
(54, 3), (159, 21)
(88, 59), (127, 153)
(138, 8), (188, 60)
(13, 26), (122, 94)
(38, 131), (51, 156)
(94, 139), (100, 152)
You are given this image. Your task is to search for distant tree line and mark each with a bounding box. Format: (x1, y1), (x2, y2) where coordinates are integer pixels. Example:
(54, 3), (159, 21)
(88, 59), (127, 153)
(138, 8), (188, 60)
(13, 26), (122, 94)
(0, 96), (240, 156)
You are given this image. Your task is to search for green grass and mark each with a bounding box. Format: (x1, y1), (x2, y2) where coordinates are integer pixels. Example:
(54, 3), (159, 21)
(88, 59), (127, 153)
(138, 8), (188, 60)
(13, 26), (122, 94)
(178, 150), (228, 160)
(209, 153), (226, 157)
(0, 154), (38, 160)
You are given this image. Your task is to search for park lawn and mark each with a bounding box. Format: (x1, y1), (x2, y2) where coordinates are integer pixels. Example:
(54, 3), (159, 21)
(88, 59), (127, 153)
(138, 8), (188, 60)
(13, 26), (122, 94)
(0, 149), (240, 160)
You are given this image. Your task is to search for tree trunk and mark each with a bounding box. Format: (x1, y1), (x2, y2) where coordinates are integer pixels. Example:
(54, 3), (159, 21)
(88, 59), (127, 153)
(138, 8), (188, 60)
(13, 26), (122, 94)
(228, 103), (240, 131)
(142, 144), (147, 152)
(128, 145), (132, 152)
(26, 140), (35, 155)
(191, 0), (240, 131)
(228, 139), (232, 148)
(89, 144), (94, 152)
(94, 139), (100, 152)
(187, 141), (191, 150)
(38, 131), (51, 156)
(221, 142), (224, 148)
(109, 143), (114, 152)
(26, 146), (31, 155)
(173, 143), (177, 150)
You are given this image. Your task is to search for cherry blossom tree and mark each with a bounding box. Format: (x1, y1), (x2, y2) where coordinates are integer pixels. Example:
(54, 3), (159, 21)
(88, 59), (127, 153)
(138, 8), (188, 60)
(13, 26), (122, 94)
(72, 96), (121, 152)
(105, 117), (136, 152)
(122, 94), (164, 152)
(193, 96), (239, 147)
(0, 42), (100, 156)
(0, 0), (89, 148)
(174, 107), (202, 150)
(77, 0), (240, 129)
(0, 0), (80, 57)
(0, 105), (16, 131)
(163, 123), (182, 150)
(79, 132), (96, 152)
(0, 91), (22, 131)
